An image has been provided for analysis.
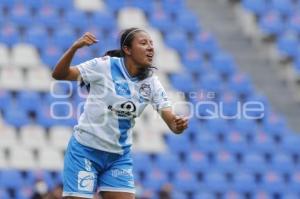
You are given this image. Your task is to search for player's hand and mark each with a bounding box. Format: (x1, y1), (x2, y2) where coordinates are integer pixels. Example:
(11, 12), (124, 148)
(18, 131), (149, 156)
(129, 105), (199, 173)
(72, 32), (98, 49)
(173, 116), (188, 134)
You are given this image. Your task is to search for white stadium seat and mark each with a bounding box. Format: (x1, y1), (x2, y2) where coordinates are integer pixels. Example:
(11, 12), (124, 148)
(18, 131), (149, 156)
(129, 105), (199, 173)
(49, 126), (73, 151)
(154, 46), (182, 73)
(0, 68), (25, 90)
(20, 124), (48, 150)
(0, 150), (8, 169)
(133, 106), (167, 153)
(0, 125), (19, 149)
(8, 146), (37, 170)
(74, 0), (105, 11)
(37, 148), (64, 170)
(26, 66), (52, 91)
(0, 43), (10, 68)
(118, 7), (149, 30)
(11, 43), (41, 69)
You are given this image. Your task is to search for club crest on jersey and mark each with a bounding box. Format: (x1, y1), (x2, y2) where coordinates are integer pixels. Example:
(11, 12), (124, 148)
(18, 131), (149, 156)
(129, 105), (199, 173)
(139, 83), (151, 98)
(108, 101), (137, 118)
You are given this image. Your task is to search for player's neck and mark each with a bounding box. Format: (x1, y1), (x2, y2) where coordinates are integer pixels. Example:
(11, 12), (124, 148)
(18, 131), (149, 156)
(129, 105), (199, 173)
(124, 57), (139, 77)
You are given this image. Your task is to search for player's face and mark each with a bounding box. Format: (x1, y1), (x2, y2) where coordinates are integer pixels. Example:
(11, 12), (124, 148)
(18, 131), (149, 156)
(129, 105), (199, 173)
(129, 31), (154, 68)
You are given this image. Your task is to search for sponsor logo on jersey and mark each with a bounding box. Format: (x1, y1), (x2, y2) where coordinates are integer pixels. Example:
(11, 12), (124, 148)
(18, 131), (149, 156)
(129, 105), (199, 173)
(108, 101), (137, 118)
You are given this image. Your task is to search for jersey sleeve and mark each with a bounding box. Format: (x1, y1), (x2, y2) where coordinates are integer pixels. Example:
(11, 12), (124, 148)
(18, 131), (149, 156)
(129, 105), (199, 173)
(151, 76), (172, 111)
(76, 56), (109, 84)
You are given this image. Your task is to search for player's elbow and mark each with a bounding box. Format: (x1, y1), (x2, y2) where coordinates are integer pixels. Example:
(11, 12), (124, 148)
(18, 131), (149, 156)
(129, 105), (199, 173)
(52, 71), (66, 80)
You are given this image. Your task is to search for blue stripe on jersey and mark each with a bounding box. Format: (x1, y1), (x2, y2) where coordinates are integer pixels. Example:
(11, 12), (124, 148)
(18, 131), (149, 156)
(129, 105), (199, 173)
(110, 58), (131, 98)
(118, 119), (131, 153)
(110, 58), (132, 154)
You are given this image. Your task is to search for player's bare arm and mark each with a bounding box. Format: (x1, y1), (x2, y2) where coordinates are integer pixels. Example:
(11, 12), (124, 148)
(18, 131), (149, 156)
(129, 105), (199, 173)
(160, 107), (188, 134)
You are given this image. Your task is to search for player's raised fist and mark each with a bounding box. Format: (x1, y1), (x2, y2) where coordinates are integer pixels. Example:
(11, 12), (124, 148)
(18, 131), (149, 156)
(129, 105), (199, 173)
(72, 32), (98, 49)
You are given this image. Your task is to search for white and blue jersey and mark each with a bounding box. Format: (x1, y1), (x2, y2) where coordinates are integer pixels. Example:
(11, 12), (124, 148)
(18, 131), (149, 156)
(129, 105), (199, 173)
(74, 56), (171, 155)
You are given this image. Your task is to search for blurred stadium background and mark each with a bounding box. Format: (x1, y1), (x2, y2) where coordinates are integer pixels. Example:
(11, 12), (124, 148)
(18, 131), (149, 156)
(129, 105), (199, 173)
(1, 0), (300, 198)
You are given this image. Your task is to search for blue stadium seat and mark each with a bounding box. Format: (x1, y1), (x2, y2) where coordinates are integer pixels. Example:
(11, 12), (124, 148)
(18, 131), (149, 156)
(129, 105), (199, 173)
(0, 189), (11, 199)
(15, 187), (34, 199)
(0, 169), (24, 190)
(211, 52), (236, 79)
(41, 43), (63, 69)
(130, 0), (155, 15)
(204, 171), (228, 192)
(10, 4), (33, 28)
(0, 23), (20, 47)
(253, 190), (272, 199)
(0, 90), (12, 112)
(170, 191), (188, 199)
(161, 0), (186, 16)
(185, 150), (210, 174)
(263, 112), (287, 136)
(52, 27), (77, 50)
(132, 153), (152, 176)
(251, 131), (276, 154)
(261, 171), (286, 194)
(282, 133), (300, 154)
(4, 107), (29, 128)
(89, 11), (116, 32)
(0, 0), (16, 10)
(164, 31), (188, 55)
(175, 10), (200, 35)
(271, 152), (294, 174)
(181, 48), (204, 74)
(105, 0), (127, 13)
(143, 168), (168, 192)
(224, 191), (244, 199)
(243, 152), (267, 174)
(227, 73), (253, 98)
(198, 73), (223, 94)
(258, 11), (285, 37)
(213, 150), (237, 173)
(193, 192), (215, 199)
(17, 91), (42, 113)
(233, 171), (256, 193)
(290, 170), (300, 192)
(48, 0), (74, 11)
(242, 0), (269, 16)
(270, 0), (294, 17)
(288, 13), (300, 33)
(26, 170), (55, 190)
(22, 0), (43, 10)
(64, 10), (88, 31)
(205, 119), (230, 135)
(218, 92), (240, 119)
(173, 169), (199, 192)
(224, 131), (248, 154)
(165, 133), (191, 155)
(148, 10), (174, 35)
(194, 132), (219, 153)
(23, 26), (48, 50)
(169, 72), (195, 93)
(276, 31), (299, 58)
(154, 153), (181, 175)
(193, 31), (219, 56)
(283, 193), (300, 199)
(231, 118), (257, 136)
(36, 5), (61, 30)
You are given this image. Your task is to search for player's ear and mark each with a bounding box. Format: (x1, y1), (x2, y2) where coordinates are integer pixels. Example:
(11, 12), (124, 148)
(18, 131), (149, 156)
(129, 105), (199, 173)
(122, 45), (131, 56)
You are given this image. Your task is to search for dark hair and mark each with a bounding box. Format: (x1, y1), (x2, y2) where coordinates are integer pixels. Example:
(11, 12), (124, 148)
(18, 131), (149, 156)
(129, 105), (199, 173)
(81, 28), (156, 91)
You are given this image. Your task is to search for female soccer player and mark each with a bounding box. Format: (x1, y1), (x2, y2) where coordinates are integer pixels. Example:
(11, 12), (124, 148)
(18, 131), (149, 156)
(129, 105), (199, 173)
(52, 27), (188, 199)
